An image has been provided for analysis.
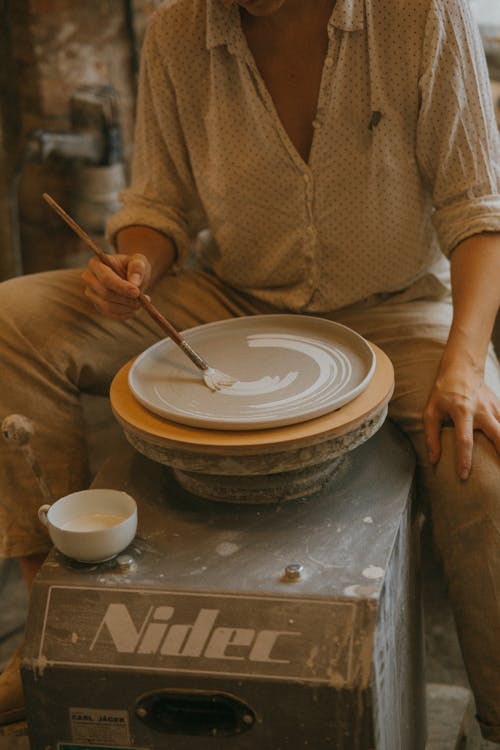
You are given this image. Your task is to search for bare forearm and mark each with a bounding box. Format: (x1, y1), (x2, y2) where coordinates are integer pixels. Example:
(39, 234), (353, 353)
(115, 225), (177, 287)
(444, 232), (500, 372)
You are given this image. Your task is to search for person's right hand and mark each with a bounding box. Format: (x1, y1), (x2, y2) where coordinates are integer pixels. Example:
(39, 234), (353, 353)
(81, 252), (152, 320)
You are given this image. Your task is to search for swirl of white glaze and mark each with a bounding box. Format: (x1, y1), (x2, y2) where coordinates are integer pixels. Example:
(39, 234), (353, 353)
(219, 333), (352, 412)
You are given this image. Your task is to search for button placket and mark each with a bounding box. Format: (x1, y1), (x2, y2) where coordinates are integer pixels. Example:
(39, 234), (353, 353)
(302, 173), (316, 287)
(309, 30), (337, 168)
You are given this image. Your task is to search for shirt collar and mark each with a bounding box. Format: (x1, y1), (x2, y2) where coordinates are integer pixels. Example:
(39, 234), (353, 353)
(206, 0), (365, 51)
(206, 1), (240, 50)
(330, 0), (364, 32)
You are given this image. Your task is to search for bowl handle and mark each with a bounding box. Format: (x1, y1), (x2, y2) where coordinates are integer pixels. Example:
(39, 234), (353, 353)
(38, 504), (51, 526)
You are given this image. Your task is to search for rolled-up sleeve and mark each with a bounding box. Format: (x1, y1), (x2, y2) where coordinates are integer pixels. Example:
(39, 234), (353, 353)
(416, 0), (500, 256)
(106, 13), (199, 268)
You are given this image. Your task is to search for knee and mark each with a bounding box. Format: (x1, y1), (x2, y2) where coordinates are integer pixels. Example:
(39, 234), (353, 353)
(415, 429), (500, 534)
(0, 275), (32, 322)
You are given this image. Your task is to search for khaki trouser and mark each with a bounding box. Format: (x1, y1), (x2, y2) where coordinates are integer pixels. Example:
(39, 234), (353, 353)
(0, 267), (499, 739)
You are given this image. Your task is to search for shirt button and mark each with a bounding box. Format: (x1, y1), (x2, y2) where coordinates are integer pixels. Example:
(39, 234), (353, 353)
(324, 57), (334, 68)
(312, 119), (321, 129)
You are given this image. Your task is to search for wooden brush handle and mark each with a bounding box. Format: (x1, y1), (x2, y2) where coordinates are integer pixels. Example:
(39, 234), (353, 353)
(42, 192), (209, 370)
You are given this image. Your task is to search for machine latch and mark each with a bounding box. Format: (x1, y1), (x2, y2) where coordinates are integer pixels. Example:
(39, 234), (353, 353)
(135, 689), (257, 736)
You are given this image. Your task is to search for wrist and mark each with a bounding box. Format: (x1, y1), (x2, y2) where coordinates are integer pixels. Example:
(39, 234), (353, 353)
(444, 318), (492, 365)
(438, 340), (484, 383)
(115, 225), (176, 285)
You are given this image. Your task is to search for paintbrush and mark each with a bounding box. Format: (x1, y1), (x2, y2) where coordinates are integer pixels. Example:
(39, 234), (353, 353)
(42, 193), (237, 392)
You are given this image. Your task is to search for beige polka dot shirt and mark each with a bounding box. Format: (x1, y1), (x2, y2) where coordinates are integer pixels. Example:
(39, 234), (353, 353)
(107, 0), (500, 313)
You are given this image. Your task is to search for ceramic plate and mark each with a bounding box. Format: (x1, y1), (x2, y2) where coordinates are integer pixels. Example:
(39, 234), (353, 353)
(128, 315), (376, 430)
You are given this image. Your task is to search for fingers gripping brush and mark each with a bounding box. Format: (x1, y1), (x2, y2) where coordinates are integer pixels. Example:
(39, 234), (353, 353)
(42, 193), (237, 392)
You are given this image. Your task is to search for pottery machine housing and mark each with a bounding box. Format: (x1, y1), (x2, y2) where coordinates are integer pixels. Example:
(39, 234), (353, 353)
(21, 346), (425, 750)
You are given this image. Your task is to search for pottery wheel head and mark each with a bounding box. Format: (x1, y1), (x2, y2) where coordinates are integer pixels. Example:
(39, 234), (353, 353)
(110, 341), (394, 503)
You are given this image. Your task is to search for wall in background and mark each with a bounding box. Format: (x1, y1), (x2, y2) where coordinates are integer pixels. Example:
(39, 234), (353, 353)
(471, 0), (500, 26)
(0, 0), (162, 278)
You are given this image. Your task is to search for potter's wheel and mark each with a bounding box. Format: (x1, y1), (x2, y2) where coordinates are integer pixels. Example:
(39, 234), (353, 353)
(110, 339), (394, 503)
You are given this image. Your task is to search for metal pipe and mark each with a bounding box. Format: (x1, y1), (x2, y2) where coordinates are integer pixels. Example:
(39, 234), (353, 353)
(28, 128), (106, 163)
(8, 84), (126, 275)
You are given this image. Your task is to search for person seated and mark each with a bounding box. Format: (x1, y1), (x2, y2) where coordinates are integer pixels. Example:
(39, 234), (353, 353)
(1, 0), (499, 741)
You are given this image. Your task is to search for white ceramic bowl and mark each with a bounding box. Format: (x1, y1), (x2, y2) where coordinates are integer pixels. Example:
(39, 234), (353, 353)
(38, 489), (137, 563)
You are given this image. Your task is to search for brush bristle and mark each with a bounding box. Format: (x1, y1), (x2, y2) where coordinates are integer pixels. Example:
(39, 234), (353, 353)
(203, 368), (238, 391)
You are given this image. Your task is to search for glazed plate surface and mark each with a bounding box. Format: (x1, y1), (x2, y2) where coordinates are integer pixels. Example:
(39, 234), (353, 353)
(128, 315), (376, 430)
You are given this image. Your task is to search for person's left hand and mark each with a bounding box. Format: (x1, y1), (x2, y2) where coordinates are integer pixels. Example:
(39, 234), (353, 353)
(423, 361), (500, 479)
